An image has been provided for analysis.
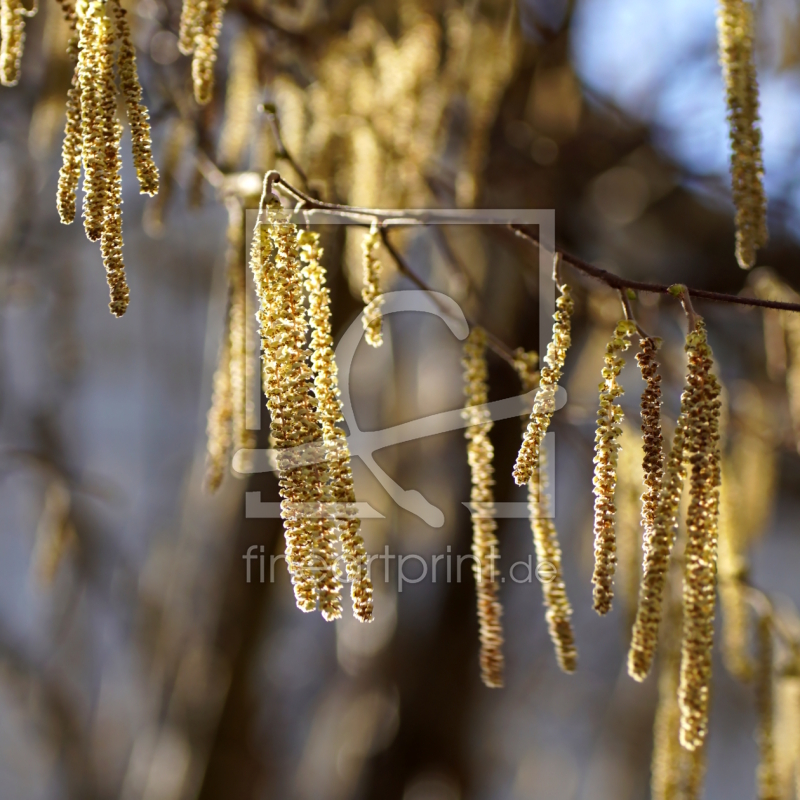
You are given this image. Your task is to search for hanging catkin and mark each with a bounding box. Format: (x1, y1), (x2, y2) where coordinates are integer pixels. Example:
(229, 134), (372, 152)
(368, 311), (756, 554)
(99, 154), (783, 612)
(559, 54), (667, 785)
(637, 336), (664, 536)
(678, 320), (723, 751)
(298, 229), (374, 622)
(184, 0), (227, 105)
(616, 424), (645, 621)
(514, 265), (573, 486)
(755, 616), (780, 800)
(56, 0), (158, 316)
(112, 0), (158, 196)
(717, 0), (768, 269)
(250, 202), (343, 620)
(515, 349), (577, 673)
(463, 327), (504, 687)
(361, 221), (384, 347)
(0, 0), (34, 87)
(628, 323), (712, 682)
(591, 319), (636, 615)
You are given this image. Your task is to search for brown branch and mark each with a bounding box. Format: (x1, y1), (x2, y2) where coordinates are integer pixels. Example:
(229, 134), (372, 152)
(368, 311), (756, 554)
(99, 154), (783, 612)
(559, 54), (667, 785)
(509, 224), (800, 315)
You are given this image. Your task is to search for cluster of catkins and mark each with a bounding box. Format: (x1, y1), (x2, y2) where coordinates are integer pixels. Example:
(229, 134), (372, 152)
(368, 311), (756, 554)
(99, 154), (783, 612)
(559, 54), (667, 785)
(241, 193), (373, 622)
(512, 280), (726, 756)
(55, 0), (159, 316)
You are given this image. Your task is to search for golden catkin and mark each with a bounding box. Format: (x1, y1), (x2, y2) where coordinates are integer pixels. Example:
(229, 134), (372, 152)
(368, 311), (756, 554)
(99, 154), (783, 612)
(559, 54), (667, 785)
(637, 336), (665, 535)
(112, 0), (158, 196)
(0, 0), (32, 87)
(717, 0), (768, 269)
(755, 616), (780, 800)
(298, 230), (374, 622)
(591, 319), (636, 615)
(628, 324), (715, 682)
(95, 7), (128, 316)
(78, 3), (106, 243)
(515, 349), (577, 673)
(205, 313), (233, 492)
(678, 321), (723, 751)
(514, 274), (574, 486)
(250, 206), (342, 620)
(217, 30), (259, 170)
(463, 327), (504, 687)
(774, 668), (800, 800)
(190, 0), (227, 106)
(361, 222), (384, 347)
(177, 0), (200, 56)
(57, 36), (82, 224)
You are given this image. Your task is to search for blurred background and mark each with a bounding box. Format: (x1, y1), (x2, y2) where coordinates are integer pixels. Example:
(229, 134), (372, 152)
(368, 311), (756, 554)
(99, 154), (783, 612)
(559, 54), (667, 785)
(0, 0), (799, 797)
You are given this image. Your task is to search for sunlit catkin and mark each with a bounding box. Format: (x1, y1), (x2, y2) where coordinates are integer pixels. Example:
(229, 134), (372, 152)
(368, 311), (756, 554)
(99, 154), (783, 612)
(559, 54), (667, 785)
(592, 319), (636, 615)
(190, 0), (227, 105)
(463, 328), (504, 687)
(678, 320), (723, 751)
(0, 0), (33, 87)
(755, 616), (780, 800)
(628, 325), (714, 682)
(717, 0), (768, 269)
(361, 222), (384, 347)
(298, 229), (374, 622)
(112, 0), (158, 196)
(514, 268), (573, 486)
(616, 424), (645, 621)
(250, 203), (342, 620)
(57, 35), (81, 224)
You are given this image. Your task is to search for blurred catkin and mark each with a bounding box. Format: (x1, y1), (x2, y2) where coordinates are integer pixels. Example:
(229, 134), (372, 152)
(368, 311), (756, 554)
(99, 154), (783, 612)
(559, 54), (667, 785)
(755, 616), (780, 800)
(205, 315), (233, 492)
(463, 328), (504, 687)
(189, 0), (227, 105)
(591, 319), (636, 615)
(0, 0), (33, 87)
(217, 29), (259, 170)
(361, 222), (384, 347)
(298, 229), (374, 622)
(678, 320), (723, 751)
(717, 0), (768, 269)
(628, 325), (713, 682)
(616, 424), (645, 621)
(112, 0), (158, 196)
(514, 267), (573, 486)
(250, 204), (342, 620)
(515, 349), (577, 673)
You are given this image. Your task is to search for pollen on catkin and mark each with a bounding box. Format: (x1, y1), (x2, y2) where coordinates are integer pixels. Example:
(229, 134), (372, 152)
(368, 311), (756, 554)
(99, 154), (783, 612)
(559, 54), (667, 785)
(755, 615), (780, 800)
(628, 324), (714, 682)
(637, 336), (665, 536)
(514, 271), (573, 486)
(57, 35), (82, 225)
(678, 320), (723, 751)
(361, 221), (384, 347)
(463, 327), (504, 687)
(591, 319), (636, 615)
(717, 0), (768, 269)
(0, 0), (34, 87)
(298, 229), (374, 622)
(112, 0), (158, 195)
(515, 349), (577, 674)
(250, 204), (343, 620)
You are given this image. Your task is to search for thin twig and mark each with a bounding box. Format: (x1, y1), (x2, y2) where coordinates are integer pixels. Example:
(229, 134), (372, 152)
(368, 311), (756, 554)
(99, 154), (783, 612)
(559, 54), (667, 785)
(509, 224), (800, 314)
